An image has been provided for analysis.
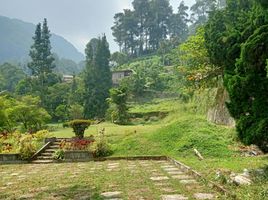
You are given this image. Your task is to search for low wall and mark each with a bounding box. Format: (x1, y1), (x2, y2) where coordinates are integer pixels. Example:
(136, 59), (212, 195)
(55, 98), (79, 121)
(64, 151), (93, 161)
(0, 154), (27, 164)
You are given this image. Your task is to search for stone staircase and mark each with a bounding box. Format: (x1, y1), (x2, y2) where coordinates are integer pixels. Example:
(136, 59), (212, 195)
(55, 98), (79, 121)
(32, 139), (61, 164)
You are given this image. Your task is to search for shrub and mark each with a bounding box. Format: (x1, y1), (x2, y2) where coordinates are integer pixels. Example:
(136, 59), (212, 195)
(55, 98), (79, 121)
(19, 135), (37, 160)
(33, 130), (52, 149)
(64, 120), (92, 138)
(33, 130), (51, 141)
(52, 149), (64, 160)
(90, 128), (112, 157)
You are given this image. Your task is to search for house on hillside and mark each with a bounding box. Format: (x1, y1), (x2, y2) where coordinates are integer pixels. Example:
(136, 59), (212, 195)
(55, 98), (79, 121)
(63, 75), (74, 83)
(112, 69), (133, 85)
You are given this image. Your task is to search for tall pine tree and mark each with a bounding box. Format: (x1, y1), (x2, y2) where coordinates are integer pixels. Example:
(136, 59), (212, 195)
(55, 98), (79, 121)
(28, 18), (55, 108)
(28, 18), (55, 75)
(84, 36), (112, 119)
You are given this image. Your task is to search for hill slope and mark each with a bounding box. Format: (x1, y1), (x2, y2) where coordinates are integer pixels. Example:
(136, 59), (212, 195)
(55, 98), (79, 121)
(0, 15), (84, 64)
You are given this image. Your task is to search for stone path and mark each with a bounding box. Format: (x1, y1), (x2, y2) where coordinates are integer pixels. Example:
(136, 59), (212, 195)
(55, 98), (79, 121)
(0, 160), (220, 200)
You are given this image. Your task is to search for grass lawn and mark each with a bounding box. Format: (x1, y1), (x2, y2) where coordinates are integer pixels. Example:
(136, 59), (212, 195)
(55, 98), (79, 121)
(1, 98), (265, 199)
(49, 98), (268, 199)
(0, 160), (224, 200)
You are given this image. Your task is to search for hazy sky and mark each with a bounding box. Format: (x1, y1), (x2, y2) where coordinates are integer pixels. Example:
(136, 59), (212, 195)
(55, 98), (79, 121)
(0, 0), (195, 54)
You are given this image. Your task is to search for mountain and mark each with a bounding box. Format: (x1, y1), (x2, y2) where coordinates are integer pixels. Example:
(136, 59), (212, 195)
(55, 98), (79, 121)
(0, 15), (84, 64)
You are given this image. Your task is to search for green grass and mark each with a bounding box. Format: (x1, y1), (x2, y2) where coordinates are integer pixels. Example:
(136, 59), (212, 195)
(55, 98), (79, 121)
(49, 98), (268, 199)
(0, 160), (225, 200)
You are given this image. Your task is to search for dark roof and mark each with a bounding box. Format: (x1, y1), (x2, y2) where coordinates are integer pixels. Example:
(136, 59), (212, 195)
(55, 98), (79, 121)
(112, 69), (133, 73)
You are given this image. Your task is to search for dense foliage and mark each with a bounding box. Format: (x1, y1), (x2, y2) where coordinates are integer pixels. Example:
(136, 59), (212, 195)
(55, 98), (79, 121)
(84, 36), (112, 119)
(112, 0), (189, 57)
(107, 87), (129, 124)
(111, 0), (225, 58)
(0, 95), (50, 133)
(64, 120), (92, 139)
(205, 0), (268, 151)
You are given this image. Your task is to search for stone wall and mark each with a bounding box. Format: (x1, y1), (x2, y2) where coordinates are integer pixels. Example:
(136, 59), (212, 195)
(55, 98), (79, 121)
(0, 154), (27, 164)
(64, 151), (93, 161)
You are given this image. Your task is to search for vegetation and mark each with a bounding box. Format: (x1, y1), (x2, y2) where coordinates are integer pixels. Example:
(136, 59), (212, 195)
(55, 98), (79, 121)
(107, 87), (129, 124)
(0, 130), (51, 158)
(205, 0), (268, 152)
(50, 98), (267, 199)
(64, 120), (92, 139)
(0, 0), (268, 199)
(0, 95), (50, 133)
(84, 36), (112, 119)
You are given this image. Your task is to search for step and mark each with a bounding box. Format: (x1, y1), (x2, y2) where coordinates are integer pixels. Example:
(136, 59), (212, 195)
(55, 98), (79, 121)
(41, 152), (53, 156)
(37, 156), (53, 160)
(32, 160), (54, 164)
(45, 149), (57, 153)
(49, 145), (60, 149)
(53, 141), (61, 145)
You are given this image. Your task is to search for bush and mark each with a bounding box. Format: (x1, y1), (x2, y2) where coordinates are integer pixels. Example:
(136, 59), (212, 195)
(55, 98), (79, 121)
(90, 128), (112, 157)
(52, 149), (64, 160)
(64, 120), (92, 138)
(33, 130), (52, 149)
(19, 135), (37, 160)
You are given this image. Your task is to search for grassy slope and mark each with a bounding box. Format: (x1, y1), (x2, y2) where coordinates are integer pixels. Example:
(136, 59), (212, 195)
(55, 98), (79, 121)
(51, 98), (267, 199)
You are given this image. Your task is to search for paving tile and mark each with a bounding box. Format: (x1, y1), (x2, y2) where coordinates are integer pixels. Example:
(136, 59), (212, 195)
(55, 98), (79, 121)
(179, 180), (198, 184)
(101, 191), (122, 198)
(171, 175), (192, 180)
(161, 165), (175, 168)
(161, 194), (189, 200)
(150, 176), (169, 181)
(167, 171), (184, 175)
(163, 168), (180, 172)
(154, 182), (171, 186)
(78, 195), (91, 200)
(161, 187), (176, 193)
(18, 193), (35, 199)
(193, 193), (214, 199)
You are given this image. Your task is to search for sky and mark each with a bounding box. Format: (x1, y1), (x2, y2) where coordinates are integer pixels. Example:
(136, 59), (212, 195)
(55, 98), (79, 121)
(0, 0), (195, 54)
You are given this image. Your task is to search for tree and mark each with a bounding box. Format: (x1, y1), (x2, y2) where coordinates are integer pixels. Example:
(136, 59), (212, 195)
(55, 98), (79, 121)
(68, 104), (84, 120)
(84, 36), (112, 119)
(27, 18), (57, 108)
(147, 0), (172, 51)
(190, 0), (217, 32)
(46, 82), (70, 120)
(28, 19), (55, 75)
(132, 0), (151, 54)
(112, 0), (175, 56)
(205, 0), (268, 151)
(169, 1), (189, 44)
(107, 87), (129, 124)
(110, 52), (128, 67)
(8, 96), (51, 133)
(0, 63), (25, 92)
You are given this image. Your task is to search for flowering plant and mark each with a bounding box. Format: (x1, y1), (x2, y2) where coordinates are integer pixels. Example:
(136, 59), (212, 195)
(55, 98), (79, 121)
(59, 136), (95, 151)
